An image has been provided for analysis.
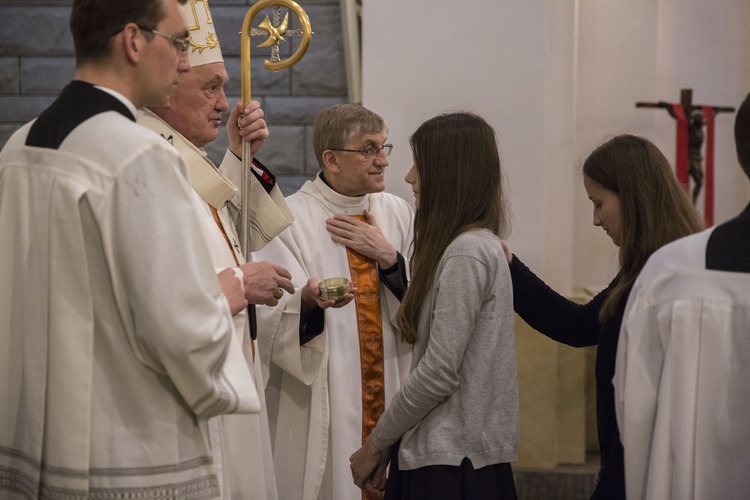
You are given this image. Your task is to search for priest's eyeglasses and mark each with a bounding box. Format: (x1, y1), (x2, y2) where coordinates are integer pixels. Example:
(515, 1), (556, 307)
(330, 144), (393, 160)
(137, 25), (190, 55)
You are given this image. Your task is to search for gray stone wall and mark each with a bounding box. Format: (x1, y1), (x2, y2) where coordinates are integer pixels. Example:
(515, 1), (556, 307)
(0, 0), (348, 194)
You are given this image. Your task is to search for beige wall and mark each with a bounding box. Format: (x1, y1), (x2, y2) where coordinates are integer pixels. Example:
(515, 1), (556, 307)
(362, 0), (750, 468)
(363, 0), (750, 294)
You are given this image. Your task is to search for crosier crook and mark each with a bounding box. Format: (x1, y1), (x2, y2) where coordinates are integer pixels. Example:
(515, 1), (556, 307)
(238, 0), (313, 255)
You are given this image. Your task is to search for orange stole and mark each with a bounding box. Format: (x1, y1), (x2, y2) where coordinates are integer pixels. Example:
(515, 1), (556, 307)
(210, 205), (255, 359)
(210, 206), (240, 267)
(345, 215), (386, 500)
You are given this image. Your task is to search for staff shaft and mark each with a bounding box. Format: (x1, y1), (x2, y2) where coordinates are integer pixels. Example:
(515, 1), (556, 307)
(238, 0), (312, 255)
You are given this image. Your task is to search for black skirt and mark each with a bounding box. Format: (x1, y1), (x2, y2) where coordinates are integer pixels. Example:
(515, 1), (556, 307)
(384, 443), (517, 500)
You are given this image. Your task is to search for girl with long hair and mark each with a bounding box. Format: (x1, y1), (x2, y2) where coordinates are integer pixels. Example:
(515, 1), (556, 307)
(349, 111), (519, 499)
(506, 134), (704, 499)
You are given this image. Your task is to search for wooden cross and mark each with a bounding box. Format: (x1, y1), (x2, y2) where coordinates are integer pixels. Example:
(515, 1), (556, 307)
(636, 88), (734, 227)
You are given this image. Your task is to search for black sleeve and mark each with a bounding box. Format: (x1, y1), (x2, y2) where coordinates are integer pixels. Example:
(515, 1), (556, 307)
(379, 252), (408, 301)
(509, 255), (615, 347)
(250, 158), (276, 194)
(227, 149), (277, 195)
(299, 306), (325, 345)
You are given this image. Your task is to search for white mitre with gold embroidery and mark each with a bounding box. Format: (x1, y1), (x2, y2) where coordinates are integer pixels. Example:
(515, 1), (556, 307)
(182, 0), (223, 67)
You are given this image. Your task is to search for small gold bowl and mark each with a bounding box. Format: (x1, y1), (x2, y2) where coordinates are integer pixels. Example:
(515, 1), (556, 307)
(319, 277), (350, 301)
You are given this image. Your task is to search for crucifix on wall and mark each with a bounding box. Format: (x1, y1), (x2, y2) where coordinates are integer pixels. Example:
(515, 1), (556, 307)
(636, 89), (734, 227)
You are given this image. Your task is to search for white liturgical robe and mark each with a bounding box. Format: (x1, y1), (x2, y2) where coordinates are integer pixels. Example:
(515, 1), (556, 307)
(253, 175), (414, 500)
(0, 82), (259, 499)
(615, 228), (750, 499)
(139, 108), (293, 500)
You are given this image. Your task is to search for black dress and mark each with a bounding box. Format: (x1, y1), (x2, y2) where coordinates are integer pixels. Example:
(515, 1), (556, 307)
(385, 442), (518, 500)
(509, 256), (629, 500)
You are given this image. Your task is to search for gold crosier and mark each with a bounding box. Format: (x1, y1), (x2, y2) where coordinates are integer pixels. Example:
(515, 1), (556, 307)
(239, 1), (312, 255)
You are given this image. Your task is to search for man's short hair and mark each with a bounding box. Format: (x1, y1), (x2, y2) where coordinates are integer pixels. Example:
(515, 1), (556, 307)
(313, 104), (387, 169)
(70, 0), (180, 64)
(734, 92), (750, 179)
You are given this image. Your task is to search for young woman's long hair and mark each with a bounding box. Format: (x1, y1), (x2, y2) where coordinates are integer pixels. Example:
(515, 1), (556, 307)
(583, 134), (704, 321)
(397, 112), (510, 343)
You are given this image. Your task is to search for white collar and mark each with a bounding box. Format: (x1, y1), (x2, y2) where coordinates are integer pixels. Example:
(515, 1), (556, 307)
(94, 85), (137, 118)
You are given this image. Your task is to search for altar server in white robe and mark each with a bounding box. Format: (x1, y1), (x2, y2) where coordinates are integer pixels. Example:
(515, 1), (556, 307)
(614, 91), (750, 500)
(138, 2), (294, 497)
(253, 104), (414, 500)
(0, 0), (263, 498)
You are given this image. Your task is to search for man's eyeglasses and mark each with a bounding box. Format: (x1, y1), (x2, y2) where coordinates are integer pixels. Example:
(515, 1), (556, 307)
(137, 25), (190, 55)
(329, 144), (393, 160)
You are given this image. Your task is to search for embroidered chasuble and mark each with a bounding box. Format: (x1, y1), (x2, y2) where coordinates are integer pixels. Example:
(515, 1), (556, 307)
(138, 108), (290, 499)
(253, 174), (414, 500)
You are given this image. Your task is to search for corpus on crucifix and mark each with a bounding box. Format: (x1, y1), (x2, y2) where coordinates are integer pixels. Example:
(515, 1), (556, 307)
(636, 88), (734, 226)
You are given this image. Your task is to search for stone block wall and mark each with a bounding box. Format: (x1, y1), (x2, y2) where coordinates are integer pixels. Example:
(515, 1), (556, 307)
(0, 0), (348, 194)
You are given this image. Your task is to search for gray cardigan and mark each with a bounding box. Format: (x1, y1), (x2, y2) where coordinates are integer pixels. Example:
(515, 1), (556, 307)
(369, 229), (518, 470)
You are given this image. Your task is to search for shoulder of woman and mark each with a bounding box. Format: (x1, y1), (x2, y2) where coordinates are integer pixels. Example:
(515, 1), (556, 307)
(445, 229), (503, 260)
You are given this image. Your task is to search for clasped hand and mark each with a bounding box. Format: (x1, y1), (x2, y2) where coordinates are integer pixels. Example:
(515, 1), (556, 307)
(349, 438), (391, 495)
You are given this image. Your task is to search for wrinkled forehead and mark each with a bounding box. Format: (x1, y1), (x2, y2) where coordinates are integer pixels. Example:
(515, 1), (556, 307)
(193, 61), (229, 83)
(345, 128), (388, 147)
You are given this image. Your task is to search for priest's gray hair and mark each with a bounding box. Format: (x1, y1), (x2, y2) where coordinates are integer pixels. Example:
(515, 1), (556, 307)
(313, 104), (388, 169)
